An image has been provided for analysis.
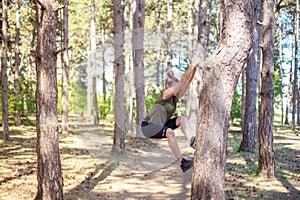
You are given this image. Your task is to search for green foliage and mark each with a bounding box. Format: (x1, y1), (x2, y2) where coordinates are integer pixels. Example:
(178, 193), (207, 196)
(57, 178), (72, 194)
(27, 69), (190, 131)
(273, 69), (283, 109)
(145, 90), (160, 111)
(98, 96), (111, 118)
(69, 80), (87, 115)
(231, 91), (242, 123)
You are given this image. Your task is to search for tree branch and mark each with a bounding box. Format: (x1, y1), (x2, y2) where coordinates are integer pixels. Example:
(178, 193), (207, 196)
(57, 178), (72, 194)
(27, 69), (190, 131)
(53, 48), (66, 56)
(55, 4), (66, 12)
(35, 0), (46, 10)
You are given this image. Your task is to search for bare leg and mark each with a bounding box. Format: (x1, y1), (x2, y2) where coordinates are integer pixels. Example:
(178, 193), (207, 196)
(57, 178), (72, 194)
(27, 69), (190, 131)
(166, 128), (182, 165)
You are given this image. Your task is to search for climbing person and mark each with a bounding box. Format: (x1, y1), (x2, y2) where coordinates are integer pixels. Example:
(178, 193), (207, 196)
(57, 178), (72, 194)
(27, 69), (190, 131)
(141, 65), (197, 172)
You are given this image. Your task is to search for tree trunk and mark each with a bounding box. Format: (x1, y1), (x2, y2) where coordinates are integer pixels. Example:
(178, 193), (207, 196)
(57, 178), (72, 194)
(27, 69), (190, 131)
(295, 0), (299, 125)
(133, 0), (146, 138)
(91, 0), (99, 126)
(87, 54), (92, 118)
(191, 0), (253, 199)
(291, 12), (297, 130)
(113, 0), (125, 152)
(187, 0), (194, 61)
(156, 0), (163, 85)
(206, 0), (213, 47)
(197, 0), (208, 47)
(14, 0), (21, 126)
(278, 21), (284, 124)
(285, 101), (289, 125)
(166, 0), (172, 69)
(1, 0), (9, 141)
(62, 0), (69, 134)
(102, 29), (107, 102)
(239, 0), (261, 153)
(285, 61), (293, 125)
(124, 0), (134, 133)
(257, 0), (276, 178)
(35, 1), (63, 199)
(241, 69), (245, 127)
(187, 0), (208, 135)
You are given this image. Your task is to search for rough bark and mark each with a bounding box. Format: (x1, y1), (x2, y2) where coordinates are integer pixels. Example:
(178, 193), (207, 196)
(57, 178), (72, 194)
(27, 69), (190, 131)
(35, 0), (63, 199)
(191, 0), (253, 199)
(113, 0), (125, 152)
(257, 0), (276, 178)
(1, 0), (9, 141)
(239, 0), (261, 153)
(133, 0), (146, 138)
(62, 0), (69, 133)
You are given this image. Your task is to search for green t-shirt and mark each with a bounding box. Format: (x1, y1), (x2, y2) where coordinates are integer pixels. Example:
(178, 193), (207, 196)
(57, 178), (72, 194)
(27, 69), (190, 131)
(144, 92), (178, 126)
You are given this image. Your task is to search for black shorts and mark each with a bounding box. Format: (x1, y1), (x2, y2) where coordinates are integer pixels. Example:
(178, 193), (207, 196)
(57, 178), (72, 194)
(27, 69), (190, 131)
(141, 117), (179, 138)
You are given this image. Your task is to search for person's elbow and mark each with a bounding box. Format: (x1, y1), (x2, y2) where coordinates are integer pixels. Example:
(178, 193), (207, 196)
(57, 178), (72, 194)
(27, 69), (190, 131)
(162, 89), (176, 100)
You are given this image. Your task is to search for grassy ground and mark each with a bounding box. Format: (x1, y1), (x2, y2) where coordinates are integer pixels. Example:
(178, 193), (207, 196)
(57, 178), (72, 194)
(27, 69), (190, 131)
(0, 117), (299, 199)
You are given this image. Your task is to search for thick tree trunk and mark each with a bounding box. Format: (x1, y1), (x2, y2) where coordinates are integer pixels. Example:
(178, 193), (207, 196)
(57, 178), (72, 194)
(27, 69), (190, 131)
(35, 1), (63, 199)
(113, 0), (125, 152)
(239, 0), (261, 153)
(191, 0), (253, 199)
(1, 0), (9, 141)
(62, 0), (69, 134)
(14, 0), (21, 126)
(133, 0), (146, 138)
(257, 0), (276, 178)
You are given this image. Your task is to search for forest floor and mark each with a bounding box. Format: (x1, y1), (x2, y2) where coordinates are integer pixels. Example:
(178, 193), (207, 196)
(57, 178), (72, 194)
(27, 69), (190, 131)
(0, 116), (299, 200)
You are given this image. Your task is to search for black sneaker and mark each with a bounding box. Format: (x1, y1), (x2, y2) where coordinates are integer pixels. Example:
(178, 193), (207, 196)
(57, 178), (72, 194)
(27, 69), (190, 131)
(180, 157), (194, 172)
(190, 136), (196, 149)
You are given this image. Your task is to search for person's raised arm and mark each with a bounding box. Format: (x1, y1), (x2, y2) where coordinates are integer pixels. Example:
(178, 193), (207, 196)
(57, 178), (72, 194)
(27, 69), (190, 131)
(162, 66), (196, 100)
(179, 66), (196, 85)
(177, 67), (197, 99)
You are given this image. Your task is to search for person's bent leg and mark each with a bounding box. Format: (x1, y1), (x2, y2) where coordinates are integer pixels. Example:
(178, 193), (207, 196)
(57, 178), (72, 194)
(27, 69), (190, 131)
(166, 128), (182, 164)
(166, 128), (194, 172)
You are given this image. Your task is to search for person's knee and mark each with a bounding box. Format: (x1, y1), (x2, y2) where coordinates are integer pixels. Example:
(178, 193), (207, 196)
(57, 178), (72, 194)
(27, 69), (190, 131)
(176, 116), (187, 127)
(166, 128), (175, 138)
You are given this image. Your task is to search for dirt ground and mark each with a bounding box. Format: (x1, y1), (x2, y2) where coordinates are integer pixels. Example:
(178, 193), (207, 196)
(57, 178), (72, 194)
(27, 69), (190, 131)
(0, 117), (299, 200)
